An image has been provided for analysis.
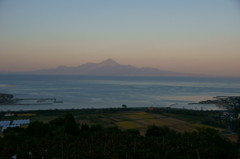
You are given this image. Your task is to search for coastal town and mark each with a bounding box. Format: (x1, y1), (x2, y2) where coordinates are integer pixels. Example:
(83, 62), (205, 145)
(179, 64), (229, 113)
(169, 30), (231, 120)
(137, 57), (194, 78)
(190, 96), (240, 118)
(192, 96), (240, 108)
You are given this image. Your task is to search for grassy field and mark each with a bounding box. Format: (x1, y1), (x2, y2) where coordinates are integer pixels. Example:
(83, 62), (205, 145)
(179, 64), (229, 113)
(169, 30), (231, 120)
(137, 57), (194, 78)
(73, 111), (217, 135)
(0, 108), (229, 136)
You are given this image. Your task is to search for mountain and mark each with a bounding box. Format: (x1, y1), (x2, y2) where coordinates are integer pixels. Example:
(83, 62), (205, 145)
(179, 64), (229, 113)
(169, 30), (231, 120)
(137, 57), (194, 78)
(16, 59), (193, 76)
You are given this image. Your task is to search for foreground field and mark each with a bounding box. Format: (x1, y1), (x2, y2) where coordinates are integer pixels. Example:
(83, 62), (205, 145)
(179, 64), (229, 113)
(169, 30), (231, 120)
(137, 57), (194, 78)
(75, 111), (220, 135)
(11, 109), (221, 135)
(0, 108), (237, 142)
(0, 108), (227, 135)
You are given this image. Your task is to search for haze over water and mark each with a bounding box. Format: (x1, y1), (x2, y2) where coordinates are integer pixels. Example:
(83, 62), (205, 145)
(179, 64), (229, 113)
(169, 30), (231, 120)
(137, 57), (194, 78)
(0, 75), (240, 111)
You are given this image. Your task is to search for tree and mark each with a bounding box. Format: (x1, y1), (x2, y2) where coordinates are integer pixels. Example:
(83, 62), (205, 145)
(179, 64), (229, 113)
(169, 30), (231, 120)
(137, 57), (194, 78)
(145, 125), (176, 137)
(122, 104), (127, 109)
(63, 112), (79, 136)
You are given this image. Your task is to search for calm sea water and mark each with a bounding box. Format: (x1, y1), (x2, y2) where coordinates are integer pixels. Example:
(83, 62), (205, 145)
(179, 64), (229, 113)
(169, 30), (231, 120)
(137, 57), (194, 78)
(0, 74), (240, 111)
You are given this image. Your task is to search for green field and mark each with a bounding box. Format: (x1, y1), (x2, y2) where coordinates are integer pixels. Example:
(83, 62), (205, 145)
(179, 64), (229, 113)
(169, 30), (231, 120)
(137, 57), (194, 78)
(0, 108), (227, 135)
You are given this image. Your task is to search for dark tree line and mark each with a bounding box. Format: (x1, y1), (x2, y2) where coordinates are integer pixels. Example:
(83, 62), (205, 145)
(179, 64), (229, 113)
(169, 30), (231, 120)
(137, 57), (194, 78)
(0, 112), (237, 159)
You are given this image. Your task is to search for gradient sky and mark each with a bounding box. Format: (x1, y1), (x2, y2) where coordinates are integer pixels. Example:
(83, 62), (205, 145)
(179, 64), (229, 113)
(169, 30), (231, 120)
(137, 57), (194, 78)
(1, 0), (240, 76)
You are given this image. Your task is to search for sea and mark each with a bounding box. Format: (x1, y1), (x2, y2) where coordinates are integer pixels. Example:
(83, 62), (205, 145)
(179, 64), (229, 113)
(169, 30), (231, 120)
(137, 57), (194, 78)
(0, 74), (240, 111)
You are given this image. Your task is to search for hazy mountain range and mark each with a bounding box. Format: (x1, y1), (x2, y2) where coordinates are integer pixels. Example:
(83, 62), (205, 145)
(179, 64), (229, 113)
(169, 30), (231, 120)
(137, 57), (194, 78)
(3, 59), (194, 76)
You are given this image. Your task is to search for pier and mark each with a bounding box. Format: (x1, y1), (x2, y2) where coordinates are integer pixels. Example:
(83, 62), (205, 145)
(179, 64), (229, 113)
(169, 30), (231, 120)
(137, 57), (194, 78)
(0, 93), (63, 105)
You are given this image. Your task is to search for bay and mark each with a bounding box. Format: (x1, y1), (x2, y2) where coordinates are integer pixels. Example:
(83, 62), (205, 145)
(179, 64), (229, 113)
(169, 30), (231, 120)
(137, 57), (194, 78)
(0, 74), (240, 111)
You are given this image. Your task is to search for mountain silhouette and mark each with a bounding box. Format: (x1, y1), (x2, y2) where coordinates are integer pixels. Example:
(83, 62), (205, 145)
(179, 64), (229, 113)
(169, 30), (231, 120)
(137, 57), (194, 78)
(21, 59), (192, 76)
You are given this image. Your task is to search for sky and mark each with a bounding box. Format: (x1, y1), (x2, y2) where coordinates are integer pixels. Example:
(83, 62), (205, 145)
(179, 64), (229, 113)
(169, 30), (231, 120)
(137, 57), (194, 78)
(1, 0), (240, 76)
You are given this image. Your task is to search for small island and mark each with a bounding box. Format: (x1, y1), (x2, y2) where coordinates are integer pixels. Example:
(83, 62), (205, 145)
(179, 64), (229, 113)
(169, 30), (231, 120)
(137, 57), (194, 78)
(0, 93), (62, 105)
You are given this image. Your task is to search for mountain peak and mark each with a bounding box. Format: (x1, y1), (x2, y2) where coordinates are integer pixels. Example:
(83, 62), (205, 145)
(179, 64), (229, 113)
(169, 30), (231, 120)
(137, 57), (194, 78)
(20, 59), (193, 76)
(99, 59), (120, 66)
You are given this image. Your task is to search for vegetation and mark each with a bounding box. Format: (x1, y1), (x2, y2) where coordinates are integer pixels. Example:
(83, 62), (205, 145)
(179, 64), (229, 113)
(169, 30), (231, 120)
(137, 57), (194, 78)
(147, 108), (227, 129)
(0, 112), (237, 159)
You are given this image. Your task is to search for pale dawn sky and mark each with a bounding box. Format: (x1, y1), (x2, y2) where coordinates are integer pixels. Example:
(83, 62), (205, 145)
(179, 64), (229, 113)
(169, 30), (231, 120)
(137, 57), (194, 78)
(1, 0), (240, 76)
